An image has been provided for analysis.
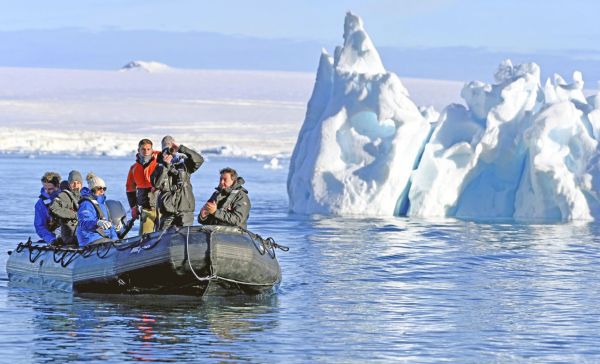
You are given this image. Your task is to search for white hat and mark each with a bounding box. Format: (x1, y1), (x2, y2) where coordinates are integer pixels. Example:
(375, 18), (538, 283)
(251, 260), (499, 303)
(86, 172), (106, 190)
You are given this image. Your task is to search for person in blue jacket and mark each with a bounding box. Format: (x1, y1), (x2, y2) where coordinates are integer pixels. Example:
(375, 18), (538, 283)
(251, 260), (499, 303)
(76, 172), (118, 246)
(34, 171), (62, 244)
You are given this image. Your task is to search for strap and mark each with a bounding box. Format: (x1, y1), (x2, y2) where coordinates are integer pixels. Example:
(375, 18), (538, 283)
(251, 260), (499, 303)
(80, 196), (109, 238)
(222, 190), (240, 210)
(63, 190), (79, 210)
(80, 196), (105, 220)
(39, 195), (52, 206)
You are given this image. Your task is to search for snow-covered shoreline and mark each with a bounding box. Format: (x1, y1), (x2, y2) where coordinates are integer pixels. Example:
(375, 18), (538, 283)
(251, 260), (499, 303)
(0, 66), (463, 158)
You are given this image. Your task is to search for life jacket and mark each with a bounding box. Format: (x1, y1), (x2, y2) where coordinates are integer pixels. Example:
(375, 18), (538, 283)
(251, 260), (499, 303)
(58, 190), (79, 211)
(79, 195), (111, 238)
(126, 151), (160, 191)
(222, 190), (241, 211)
(217, 178), (248, 211)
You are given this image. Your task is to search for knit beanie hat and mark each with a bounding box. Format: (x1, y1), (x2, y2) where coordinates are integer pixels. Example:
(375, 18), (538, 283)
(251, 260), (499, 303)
(68, 170), (83, 184)
(161, 135), (175, 151)
(86, 172), (106, 190)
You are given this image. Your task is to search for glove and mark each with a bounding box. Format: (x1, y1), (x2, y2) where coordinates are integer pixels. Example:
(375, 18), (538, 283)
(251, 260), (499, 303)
(97, 219), (112, 230)
(131, 207), (139, 220)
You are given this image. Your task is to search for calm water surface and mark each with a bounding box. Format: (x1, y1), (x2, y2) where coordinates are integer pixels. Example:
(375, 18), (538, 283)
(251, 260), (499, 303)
(1, 155), (600, 363)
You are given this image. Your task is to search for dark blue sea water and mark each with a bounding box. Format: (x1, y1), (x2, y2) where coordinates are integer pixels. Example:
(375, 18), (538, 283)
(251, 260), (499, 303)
(2, 155), (600, 363)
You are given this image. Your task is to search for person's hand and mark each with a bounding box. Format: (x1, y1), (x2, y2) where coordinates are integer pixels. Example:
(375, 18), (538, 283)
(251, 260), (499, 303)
(131, 207), (139, 220)
(97, 219), (112, 230)
(50, 238), (63, 247)
(206, 201), (217, 215)
(200, 208), (209, 219)
(163, 153), (173, 165)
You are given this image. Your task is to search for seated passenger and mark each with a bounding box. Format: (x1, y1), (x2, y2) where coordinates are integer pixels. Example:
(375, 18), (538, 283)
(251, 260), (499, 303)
(198, 167), (250, 229)
(34, 171), (61, 244)
(49, 170), (83, 246)
(76, 172), (118, 246)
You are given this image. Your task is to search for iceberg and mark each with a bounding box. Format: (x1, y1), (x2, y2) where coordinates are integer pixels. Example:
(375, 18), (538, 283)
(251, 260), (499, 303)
(289, 12), (600, 222)
(514, 73), (600, 221)
(287, 12), (432, 215)
(409, 60), (543, 219)
(410, 61), (600, 222)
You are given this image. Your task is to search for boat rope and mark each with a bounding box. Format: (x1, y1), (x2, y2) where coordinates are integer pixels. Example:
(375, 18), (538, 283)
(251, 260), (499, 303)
(12, 233), (166, 268)
(241, 228), (289, 258)
(28, 247), (43, 263)
(184, 227), (280, 287)
(185, 226), (215, 282)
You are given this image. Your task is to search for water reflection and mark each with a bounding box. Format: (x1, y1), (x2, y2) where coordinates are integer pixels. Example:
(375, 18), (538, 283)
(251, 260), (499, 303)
(5, 288), (279, 362)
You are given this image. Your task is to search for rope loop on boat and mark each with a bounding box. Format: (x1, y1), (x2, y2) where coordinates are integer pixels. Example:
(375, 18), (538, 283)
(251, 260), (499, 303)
(14, 229), (172, 269)
(185, 226), (216, 282)
(242, 228), (289, 258)
(184, 227), (281, 288)
(28, 247), (44, 263)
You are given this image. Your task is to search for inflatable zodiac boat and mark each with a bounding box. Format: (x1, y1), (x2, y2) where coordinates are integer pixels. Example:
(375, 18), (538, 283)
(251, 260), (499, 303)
(6, 224), (286, 296)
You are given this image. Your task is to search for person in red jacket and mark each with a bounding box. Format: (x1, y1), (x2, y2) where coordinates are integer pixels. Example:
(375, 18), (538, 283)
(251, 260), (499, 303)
(126, 138), (160, 235)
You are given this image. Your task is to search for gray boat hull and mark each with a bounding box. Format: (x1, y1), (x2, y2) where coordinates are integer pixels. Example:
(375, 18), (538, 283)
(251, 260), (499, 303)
(6, 225), (282, 296)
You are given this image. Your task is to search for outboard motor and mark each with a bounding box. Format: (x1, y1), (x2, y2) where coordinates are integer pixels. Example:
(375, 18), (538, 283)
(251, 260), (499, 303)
(105, 199), (126, 227)
(105, 200), (136, 238)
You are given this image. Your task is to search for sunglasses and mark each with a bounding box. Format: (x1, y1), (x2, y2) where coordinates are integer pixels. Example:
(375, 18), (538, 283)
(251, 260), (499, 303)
(94, 187), (107, 192)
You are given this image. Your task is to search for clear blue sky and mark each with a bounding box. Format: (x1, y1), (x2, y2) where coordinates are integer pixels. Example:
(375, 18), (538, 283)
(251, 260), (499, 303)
(2, 0), (599, 53)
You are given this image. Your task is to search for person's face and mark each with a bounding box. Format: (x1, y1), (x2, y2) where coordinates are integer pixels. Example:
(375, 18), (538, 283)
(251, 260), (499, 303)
(70, 181), (82, 191)
(219, 173), (235, 189)
(138, 143), (153, 157)
(93, 187), (106, 196)
(43, 182), (58, 196)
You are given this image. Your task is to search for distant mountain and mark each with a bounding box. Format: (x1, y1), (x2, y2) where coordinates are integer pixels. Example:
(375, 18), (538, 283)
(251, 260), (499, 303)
(1, 28), (600, 84)
(120, 60), (171, 73)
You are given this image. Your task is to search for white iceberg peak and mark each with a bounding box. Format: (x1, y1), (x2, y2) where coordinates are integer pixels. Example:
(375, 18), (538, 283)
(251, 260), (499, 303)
(288, 12), (430, 216)
(544, 71), (587, 105)
(334, 12), (385, 75)
(494, 59), (540, 85)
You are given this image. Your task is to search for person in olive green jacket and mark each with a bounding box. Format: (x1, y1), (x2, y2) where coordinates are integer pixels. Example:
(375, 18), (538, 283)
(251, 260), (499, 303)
(151, 135), (204, 230)
(198, 167), (250, 229)
(49, 170), (83, 245)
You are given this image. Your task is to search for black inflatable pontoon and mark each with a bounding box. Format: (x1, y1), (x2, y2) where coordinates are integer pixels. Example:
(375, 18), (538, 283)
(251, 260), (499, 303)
(6, 225), (286, 296)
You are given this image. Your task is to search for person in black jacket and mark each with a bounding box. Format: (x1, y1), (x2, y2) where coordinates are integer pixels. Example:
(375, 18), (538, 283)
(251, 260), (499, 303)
(151, 135), (204, 230)
(49, 170), (83, 245)
(198, 167), (251, 229)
